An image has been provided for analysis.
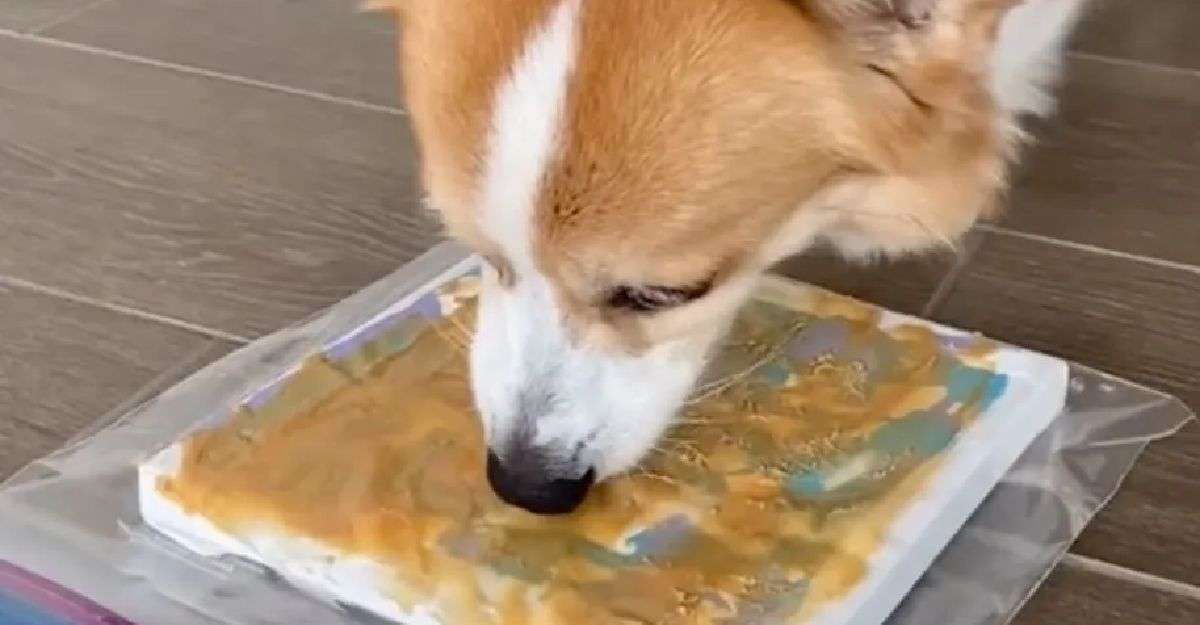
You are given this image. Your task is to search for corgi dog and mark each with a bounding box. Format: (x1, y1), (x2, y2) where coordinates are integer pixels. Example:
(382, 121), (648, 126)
(371, 0), (1088, 514)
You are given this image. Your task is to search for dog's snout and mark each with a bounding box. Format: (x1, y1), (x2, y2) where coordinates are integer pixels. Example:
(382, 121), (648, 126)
(486, 449), (595, 515)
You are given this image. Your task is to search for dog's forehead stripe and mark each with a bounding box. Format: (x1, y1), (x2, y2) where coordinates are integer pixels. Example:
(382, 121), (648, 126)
(479, 0), (581, 273)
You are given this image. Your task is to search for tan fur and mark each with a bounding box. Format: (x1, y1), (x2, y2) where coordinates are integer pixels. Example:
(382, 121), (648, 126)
(382, 0), (1024, 350)
(383, 0), (561, 244)
(539, 0), (852, 301)
(810, 0), (1021, 257)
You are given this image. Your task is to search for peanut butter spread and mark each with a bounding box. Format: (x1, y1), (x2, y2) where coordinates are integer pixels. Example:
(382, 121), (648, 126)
(160, 278), (1004, 625)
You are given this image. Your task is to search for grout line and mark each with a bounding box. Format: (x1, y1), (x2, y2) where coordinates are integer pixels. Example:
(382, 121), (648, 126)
(1069, 50), (1200, 81)
(26, 0), (118, 35)
(1, 11), (1194, 333)
(977, 224), (1200, 276)
(1, 10), (1188, 127)
(44, 341), (228, 457)
(920, 234), (985, 318)
(1061, 553), (1200, 602)
(0, 274), (252, 345)
(0, 28), (407, 118)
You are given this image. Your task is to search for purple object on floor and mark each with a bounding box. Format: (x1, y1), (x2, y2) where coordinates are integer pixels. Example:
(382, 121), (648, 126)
(0, 560), (135, 625)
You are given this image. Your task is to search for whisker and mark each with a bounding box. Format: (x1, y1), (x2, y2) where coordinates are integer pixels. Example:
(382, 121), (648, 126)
(835, 207), (964, 256)
(638, 471), (680, 487)
(672, 418), (722, 426)
(644, 445), (674, 458)
(686, 321), (806, 405)
(446, 315), (475, 341)
(431, 324), (469, 355)
(672, 441), (704, 455)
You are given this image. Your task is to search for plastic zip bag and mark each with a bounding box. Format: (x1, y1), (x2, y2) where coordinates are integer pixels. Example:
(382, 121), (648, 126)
(0, 242), (1191, 625)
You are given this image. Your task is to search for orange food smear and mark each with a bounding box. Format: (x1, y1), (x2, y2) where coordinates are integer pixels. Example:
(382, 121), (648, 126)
(161, 289), (988, 625)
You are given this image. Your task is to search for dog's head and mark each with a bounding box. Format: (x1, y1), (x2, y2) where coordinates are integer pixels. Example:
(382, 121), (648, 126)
(383, 0), (1022, 513)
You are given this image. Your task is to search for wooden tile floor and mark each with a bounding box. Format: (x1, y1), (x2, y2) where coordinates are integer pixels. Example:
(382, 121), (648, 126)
(1, 0), (1197, 621)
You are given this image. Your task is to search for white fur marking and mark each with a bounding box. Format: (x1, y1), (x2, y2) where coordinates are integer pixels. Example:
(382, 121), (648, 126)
(469, 3), (722, 478)
(479, 0), (581, 270)
(990, 0), (1087, 117)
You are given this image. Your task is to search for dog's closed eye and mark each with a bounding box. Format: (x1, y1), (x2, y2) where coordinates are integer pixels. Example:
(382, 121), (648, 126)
(606, 283), (712, 313)
(865, 63), (932, 113)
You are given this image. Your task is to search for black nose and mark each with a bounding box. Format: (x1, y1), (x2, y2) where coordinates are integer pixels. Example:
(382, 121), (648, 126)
(486, 450), (595, 515)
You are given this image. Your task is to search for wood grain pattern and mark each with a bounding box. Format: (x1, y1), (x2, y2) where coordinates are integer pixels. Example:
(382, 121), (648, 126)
(772, 241), (968, 316)
(1012, 564), (1200, 625)
(1073, 0), (1200, 72)
(42, 0), (400, 106)
(931, 230), (1200, 585)
(0, 0), (95, 33)
(1, 0), (1198, 614)
(0, 282), (218, 479)
(999, 54), (1200, 265)
(0, 34), (439, 339)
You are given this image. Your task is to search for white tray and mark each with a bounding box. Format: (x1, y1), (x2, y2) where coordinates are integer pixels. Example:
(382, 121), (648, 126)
(139, 259), (1069, 625)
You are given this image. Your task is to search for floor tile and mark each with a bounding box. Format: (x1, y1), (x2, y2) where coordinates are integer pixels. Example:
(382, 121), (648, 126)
(0, 281), (217, 478)
(931, 230), (1200, 585)
(773, 243), (965, 316)
(1073, 0), (1200, 72)
(42, 0), (399, 106)
(1011, 564), (1200, 625)
(1000, 54), (1200, 266)
(0, 34), (438, 339)
(0, 0), (96, 33)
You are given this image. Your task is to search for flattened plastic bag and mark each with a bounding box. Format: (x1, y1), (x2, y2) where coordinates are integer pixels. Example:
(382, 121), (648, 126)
(0, 242), (1191, 625)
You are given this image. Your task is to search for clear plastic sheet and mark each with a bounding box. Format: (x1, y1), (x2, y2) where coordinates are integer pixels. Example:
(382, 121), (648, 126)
(0, 242), (1192, 625)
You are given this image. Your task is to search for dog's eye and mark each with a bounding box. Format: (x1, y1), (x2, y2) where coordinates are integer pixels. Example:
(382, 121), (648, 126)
(606, 283), (710, 313)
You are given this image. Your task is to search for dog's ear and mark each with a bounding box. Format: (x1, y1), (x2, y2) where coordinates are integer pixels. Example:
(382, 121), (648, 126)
(892, 0), (938, 26)
(795, 0), (938, 29)
(359, 0), (397, 11)
(789, 0), (939, 68)
(804, 0), (1020, 113)
(803, 1), (1030, 262)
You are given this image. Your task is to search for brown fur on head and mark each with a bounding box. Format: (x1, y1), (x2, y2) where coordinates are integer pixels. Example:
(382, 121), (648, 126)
(387, 0), (1023, 269)
(368, 0), (1070, 510)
